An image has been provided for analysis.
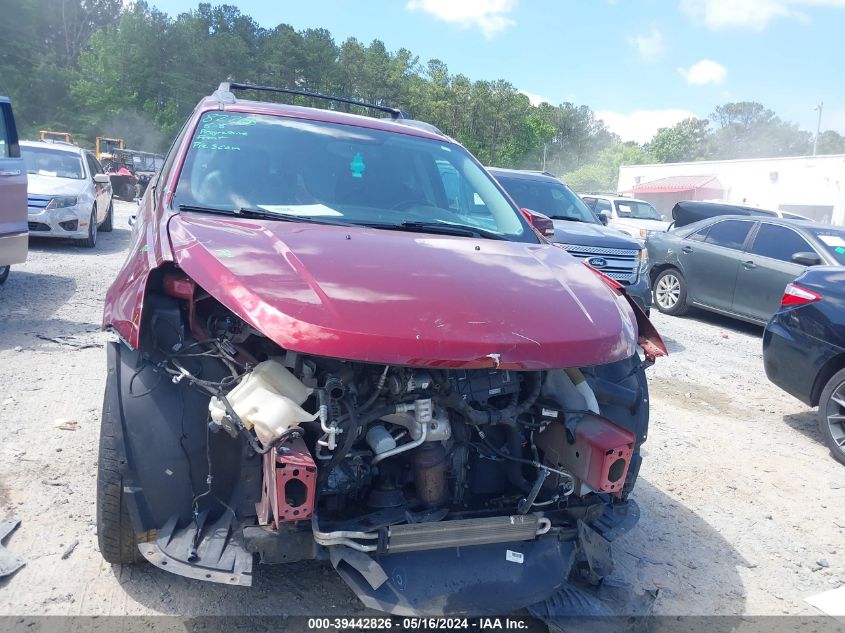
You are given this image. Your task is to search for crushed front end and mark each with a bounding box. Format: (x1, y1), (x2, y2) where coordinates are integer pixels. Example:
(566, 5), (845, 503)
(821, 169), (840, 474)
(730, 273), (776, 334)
(102, 269), (659, 616)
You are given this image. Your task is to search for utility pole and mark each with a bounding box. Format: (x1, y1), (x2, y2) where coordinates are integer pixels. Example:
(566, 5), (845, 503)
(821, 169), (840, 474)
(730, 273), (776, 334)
(813, 102), (823, 156)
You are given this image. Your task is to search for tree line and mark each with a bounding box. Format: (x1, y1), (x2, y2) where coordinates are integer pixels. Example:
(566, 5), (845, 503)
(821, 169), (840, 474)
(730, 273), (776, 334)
(2, 0), (843, 192)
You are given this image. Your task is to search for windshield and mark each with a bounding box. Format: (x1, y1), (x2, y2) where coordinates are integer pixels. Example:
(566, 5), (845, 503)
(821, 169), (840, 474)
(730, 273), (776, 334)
(495, 175), (597, 224)
(173, 112), (533, 242)
(21, 146), (85, 180)
(616, 200), (661, 220)
(812, 229), (845, 265)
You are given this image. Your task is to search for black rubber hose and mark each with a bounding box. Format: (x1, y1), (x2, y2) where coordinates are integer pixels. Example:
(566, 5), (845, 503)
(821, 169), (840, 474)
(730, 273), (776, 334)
(433, 371), (542, 426)
(506, 427), (533, 493)
(316, 402), (395, 485)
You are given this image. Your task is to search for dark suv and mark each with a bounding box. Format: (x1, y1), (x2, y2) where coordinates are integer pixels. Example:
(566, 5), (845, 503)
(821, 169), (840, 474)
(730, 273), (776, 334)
(490, 169), (652, 314)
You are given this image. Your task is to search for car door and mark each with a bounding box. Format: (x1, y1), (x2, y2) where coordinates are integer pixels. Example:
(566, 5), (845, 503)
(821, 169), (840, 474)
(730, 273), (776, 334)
(85, 152), (108, 222)
(731, 222), (818, 322)
(0, 99), (27, 268)
(680, 219), (755, 312)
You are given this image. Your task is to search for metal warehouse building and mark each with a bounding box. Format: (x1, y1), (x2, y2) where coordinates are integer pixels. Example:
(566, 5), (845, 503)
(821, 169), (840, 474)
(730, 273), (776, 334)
(617, 154), (845, 225)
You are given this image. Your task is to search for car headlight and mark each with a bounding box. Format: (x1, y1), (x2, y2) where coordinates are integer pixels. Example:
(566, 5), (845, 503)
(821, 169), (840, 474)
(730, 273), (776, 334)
(637, 248), (649, 273)
(46, 196), (78, 210)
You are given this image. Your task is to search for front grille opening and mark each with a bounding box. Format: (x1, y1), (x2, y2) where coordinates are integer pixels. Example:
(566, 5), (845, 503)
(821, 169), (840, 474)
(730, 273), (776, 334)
(28, 222), (50, 232)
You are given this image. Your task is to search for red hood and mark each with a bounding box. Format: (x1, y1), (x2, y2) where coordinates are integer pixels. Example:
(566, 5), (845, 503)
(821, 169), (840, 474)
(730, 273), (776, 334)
(166, 214), (638, 369)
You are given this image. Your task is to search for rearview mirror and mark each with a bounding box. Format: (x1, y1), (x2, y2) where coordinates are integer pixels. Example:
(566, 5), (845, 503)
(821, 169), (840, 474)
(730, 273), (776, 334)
(792, 251), (822, 266)
(520, 208), (555, 238)
(94, 173), (110, 184)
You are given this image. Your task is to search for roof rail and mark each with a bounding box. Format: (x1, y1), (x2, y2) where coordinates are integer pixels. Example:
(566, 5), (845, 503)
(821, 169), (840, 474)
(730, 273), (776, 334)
(217, 82), (404, 120)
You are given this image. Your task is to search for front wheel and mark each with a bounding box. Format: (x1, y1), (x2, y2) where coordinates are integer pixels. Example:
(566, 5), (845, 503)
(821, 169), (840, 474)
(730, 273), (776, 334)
(653, 268), (689, 316)
(76, 208), (98, 248)
(96, 383), (142, 564)
(100, 200), (114, 232)
(819, 368), (845, 466)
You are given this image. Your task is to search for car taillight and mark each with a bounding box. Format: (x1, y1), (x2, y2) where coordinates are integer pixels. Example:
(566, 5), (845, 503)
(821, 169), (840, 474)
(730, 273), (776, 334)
(781, 283), (822, 307)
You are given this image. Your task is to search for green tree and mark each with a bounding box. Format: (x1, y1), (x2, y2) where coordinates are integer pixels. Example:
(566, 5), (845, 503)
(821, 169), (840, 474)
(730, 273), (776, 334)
(647, 117), (711, 163)
(562, 143), (652, 193)
(815, 130), (845, 155)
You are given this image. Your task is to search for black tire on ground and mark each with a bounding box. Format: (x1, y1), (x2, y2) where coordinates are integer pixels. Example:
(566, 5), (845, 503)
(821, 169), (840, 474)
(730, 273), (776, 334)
(76, 208), (98, 248)
(96, 384), (142, 564)
(818, 367), (845, 466)
(0, 265), (9, 285)
(101, 200), (114, 232)
(652, 268), (689, 316)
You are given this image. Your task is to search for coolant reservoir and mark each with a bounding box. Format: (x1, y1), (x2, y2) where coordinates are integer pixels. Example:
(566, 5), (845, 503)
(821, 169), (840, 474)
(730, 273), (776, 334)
(209, 360), (318, 446)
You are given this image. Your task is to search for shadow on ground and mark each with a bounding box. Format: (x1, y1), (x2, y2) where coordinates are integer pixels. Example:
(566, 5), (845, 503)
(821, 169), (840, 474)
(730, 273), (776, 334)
(0, 272), (89, 351)
(677, 308), (764, 339)
(110, 478), (746, 619)
(28, 224), (132, 257)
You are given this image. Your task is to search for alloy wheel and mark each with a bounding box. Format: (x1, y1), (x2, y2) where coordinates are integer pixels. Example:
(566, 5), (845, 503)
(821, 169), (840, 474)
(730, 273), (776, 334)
(824, 380), (845, 455)
(655, 273), (681, 309)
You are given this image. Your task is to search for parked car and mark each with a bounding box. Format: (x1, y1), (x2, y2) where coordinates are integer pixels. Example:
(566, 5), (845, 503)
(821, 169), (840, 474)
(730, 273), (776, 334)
(648, 215), (845, 324)
(581, 194), (671, 240)
(99, 82), (666, 617)
(490, 168), (652, 314)
(763, 267), (845, 464)
(20, 140), (114, 248)
(0, 97), (27, 284)
(672, 200), (812, 229)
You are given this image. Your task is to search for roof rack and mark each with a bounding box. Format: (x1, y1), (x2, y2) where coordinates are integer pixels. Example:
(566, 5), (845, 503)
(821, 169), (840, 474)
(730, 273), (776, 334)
(217, 82), (404, 120)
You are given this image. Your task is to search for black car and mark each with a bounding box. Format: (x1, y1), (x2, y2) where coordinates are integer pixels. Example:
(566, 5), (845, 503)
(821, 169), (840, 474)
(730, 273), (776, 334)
(671, 200), (810, 228)
(648, 215), (845, 324)
(763, 267), (845, 464)
(490, 168), (652, 313)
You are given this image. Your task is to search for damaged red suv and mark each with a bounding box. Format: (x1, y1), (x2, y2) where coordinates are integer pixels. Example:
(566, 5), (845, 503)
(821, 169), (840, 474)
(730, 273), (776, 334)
(98, 82), (665, 616)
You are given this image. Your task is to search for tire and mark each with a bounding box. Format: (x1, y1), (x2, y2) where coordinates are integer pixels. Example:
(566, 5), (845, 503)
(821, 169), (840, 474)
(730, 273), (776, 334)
(96, 384), (142, 564)
(0, 265), (9, 285)
(101, 200), (114, 232)
(76, 208), (98, 248)
(653, 268), (689, 316)
(818, 368), (845, 466)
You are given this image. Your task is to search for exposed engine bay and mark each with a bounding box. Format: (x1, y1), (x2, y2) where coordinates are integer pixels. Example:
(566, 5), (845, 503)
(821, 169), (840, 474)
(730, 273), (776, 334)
(109, 269), (652, 613)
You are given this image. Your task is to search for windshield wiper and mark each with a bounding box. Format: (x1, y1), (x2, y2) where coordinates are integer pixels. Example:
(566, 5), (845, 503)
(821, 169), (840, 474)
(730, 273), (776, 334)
(550, 216), (589, 223)
(178, 204), (354, 226)
(361, 220), (507, 240)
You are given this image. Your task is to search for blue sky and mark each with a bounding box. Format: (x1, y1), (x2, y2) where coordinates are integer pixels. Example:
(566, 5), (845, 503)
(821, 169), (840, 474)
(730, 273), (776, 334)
(150, 0), (845, 142)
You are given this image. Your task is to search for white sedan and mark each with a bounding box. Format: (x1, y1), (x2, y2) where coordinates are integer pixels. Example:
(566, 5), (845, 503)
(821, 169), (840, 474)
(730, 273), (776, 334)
(21, 141), (113, 248)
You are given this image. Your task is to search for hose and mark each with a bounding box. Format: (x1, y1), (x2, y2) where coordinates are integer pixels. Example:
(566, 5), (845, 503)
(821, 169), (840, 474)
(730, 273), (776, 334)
(433, 371), (542, 427)
(506, 428), (533, 493)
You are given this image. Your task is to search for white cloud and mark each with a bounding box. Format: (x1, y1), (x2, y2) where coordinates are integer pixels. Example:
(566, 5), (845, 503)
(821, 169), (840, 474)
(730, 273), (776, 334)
(678, 59), (727, 85)
(520, 90), (553, 106)
(596, 109), (699, 143)
(629, 27), (665, 61)
(680, 0), (845, 30)
(406, 0), (517, 38)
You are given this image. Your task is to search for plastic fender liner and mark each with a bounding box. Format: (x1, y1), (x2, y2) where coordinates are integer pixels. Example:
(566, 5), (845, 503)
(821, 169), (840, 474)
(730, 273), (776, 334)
(331, 538), (577, 616)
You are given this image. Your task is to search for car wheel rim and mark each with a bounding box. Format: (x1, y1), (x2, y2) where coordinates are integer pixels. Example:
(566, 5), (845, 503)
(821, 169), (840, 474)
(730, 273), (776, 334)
(656, 274), (680, 309)
(825, 381), (845, 453)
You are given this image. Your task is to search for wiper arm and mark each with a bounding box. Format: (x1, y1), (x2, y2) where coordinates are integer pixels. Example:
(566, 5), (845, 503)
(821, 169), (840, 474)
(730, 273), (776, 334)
(178, 204), (354, 226)
(394, 220), (507, 240)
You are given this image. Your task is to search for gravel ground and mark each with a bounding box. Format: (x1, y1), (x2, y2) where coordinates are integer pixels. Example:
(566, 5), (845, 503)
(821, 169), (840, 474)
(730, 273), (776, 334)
(0, 200), (843, 619)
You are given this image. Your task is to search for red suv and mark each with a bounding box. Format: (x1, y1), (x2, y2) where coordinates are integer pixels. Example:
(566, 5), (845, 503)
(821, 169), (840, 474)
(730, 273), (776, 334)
(99, 83), (665, 616)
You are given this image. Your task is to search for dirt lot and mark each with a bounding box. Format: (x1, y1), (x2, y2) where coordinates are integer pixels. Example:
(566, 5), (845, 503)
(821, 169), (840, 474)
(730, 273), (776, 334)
(1, 200), (843, 618)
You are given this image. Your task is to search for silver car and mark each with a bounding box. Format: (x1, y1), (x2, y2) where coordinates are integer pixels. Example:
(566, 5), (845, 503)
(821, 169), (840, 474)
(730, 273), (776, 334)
(21, 140), (113, 248)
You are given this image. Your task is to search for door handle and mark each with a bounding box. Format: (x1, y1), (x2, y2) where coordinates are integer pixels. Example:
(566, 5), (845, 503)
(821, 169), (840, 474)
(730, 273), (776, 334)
(681, 246), (693, 254)
(0, 169), (21, 177)
(742, 260), (757, 269)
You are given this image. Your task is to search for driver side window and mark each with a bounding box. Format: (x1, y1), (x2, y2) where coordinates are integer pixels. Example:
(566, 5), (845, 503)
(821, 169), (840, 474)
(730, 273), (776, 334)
(594, 199), (612, 216)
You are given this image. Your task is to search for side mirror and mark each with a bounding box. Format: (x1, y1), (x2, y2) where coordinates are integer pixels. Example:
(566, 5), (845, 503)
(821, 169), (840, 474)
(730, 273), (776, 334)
(520, 208), (555, 238)
(94, 173), (110, 184)
(598, 213), (609, 226)
(792, 251), (822, 266)
(128, 214), (136, 227)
